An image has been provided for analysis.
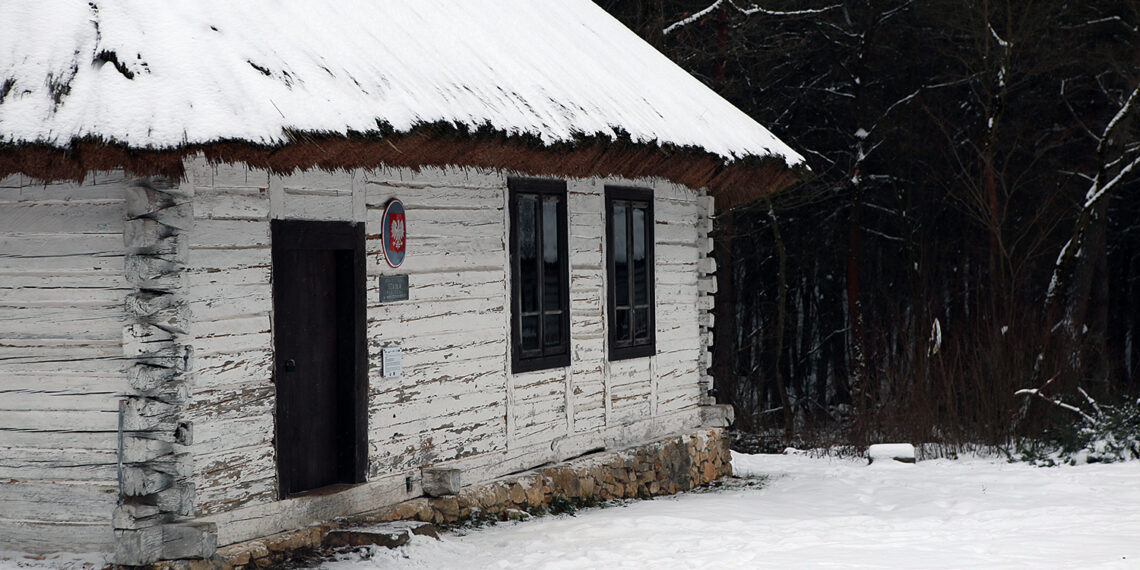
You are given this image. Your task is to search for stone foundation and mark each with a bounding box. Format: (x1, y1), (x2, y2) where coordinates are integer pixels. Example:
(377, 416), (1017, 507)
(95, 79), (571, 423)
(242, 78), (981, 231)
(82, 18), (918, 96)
(150, 428), (731, 569)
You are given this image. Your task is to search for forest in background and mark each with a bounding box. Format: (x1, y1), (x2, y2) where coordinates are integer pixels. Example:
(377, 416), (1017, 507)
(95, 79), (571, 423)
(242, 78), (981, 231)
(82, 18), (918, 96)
(598, 1), (1140, 452)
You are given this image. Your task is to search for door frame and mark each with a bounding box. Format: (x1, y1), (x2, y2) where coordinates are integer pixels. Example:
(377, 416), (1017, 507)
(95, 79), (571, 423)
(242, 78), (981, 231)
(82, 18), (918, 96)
(270, 219), (368, 497)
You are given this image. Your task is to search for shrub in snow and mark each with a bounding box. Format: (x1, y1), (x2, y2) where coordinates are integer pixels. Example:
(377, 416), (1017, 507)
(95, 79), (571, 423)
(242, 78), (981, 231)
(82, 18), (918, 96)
(1012, 395), (1140, 465)
(1080, 398), (1140, 463)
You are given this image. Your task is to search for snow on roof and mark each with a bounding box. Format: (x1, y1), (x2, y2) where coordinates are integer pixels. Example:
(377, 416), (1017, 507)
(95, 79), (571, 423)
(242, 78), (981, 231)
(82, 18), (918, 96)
(0, 0), (802, 169)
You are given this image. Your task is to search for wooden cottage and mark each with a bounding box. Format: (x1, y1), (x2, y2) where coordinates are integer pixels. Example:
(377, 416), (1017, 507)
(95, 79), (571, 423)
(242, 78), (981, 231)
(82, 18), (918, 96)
(0, 1), (804, 565)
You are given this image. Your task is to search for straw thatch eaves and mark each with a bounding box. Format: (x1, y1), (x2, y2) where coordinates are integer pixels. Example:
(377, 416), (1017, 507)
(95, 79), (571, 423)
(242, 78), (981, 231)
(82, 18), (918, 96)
(0, 1), (805, 209)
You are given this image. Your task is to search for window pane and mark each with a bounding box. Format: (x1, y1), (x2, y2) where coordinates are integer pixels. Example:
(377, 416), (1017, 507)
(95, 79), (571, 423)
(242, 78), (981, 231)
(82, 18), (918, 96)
(544, 313), (562, 348)
(632, 205), (648, 305)
(634, 307), (650, 341)
(542, 196), (561, 311)
(518, 196), (539, 313)
(613, 203), (628, 307)
(615, 308), (630, 344)
(521, 314), (540, 352)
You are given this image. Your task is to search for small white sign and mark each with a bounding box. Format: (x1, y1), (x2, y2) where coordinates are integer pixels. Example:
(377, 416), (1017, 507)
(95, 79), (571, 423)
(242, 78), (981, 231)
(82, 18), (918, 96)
(382, 346), (403, 378)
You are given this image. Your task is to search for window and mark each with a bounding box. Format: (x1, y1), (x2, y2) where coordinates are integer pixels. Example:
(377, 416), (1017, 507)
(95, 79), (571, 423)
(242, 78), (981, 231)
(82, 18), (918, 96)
(509, 178), (570, 373)
(606, 186), (655, 360)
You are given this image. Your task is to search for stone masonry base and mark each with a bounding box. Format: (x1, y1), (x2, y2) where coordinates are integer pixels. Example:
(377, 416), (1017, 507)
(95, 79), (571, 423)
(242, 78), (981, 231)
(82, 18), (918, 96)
(150, 428), (732, 569)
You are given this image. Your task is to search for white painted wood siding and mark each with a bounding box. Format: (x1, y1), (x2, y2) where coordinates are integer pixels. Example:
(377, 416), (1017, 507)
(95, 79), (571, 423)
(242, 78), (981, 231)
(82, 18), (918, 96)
(0, 173), (129, 552)
(365, 167), (509, 475)
(180, 158), (710, 531)
(0, 159), (712, 552)
(182, 164), (276, 517)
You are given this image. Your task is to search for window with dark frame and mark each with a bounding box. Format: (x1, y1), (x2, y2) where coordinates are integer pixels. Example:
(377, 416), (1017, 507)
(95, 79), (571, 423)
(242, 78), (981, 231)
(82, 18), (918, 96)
(509, 178), (570, 373)
(606, 186), (655, 360)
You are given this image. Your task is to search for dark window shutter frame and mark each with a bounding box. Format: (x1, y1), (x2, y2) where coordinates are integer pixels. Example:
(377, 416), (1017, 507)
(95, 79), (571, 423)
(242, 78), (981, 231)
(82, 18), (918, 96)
(606, 185), (656, 361)
(509, 178), (571, 373)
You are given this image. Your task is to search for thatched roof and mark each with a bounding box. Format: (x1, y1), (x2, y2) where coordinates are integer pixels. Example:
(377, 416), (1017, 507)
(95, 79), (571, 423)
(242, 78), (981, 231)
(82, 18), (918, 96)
(0, 1), (804, 207)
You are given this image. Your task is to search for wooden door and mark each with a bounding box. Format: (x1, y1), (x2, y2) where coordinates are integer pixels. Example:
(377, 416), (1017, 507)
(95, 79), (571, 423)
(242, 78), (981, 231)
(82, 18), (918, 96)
(271, 220), (367, 497)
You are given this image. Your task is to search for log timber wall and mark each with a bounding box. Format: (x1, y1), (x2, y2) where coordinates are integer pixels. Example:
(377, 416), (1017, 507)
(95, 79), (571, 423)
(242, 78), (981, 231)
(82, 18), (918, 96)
(0, 173), (129, 552)
(0, 155), (722, 559)
(183, 156), (718, 548)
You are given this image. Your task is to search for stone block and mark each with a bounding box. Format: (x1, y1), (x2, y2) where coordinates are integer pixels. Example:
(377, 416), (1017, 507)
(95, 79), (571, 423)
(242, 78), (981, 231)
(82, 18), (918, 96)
(422, 467), (462, 496)
(508, 483), (526, 505)
(432, 496), (460, 520)
(524, 483), (545, 507)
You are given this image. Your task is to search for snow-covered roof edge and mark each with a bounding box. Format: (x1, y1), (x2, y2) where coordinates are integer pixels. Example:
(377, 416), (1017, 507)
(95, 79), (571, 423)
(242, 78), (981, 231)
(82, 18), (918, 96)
(0, 126), (803, 210)
(0, 0), (806, 206)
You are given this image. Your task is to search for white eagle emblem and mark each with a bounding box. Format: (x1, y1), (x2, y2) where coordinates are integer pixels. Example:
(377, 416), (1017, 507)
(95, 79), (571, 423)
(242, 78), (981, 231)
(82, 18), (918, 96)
(390, 217), (405, 251)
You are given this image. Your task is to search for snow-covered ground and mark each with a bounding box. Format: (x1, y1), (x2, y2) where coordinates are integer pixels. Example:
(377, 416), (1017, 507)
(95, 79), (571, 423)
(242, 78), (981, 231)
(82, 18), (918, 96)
(3, 451), (1136, 569)
(330, 451), (1139, 569)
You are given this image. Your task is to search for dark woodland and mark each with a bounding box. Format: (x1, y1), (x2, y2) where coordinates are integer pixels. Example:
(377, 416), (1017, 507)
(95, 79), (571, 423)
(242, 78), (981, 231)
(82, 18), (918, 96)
(598, 1), (1140, 449)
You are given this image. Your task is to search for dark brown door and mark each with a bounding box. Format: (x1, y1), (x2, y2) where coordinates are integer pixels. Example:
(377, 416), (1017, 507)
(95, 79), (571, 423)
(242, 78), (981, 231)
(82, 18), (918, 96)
(271, 220), (367, 497)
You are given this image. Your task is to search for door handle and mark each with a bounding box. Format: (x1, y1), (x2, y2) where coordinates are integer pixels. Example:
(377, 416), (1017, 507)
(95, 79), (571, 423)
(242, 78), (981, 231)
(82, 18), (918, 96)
(284, 358), (296, 372)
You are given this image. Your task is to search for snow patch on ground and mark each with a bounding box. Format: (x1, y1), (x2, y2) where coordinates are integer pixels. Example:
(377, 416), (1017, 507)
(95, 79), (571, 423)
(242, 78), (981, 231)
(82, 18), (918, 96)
(325, 451), (1139, 569)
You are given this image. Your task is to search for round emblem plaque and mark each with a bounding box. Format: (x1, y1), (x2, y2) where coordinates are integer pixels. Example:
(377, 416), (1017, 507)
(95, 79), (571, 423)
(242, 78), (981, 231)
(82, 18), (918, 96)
(382, 199), (406, 268)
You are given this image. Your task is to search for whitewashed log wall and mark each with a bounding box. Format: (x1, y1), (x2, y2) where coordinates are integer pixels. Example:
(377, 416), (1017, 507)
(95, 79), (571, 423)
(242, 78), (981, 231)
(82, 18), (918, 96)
(0, 157), (714, 552)
(0, 173), (128, 552)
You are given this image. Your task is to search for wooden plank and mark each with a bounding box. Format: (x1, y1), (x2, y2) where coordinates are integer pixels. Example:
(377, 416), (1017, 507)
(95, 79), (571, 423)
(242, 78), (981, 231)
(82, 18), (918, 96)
(188, 284), (271, 323)
(363, 167), (505, 196)
(366, 248), (504, 274)
(365, 207), (503, 237)
(273, 169), (356, 195)
(191, 414), (273, 456)
(279, 192), (355, 222)
(194, 475), (277, 517)
(514, 371), (565, 403)
(378, 269), (505, 302)
(197, 163), (269, 191)
(0, 287), (124, 307)
(366, 298), (505, 337)
(195, 189), (270, 220)
(370, 357), (505, 399)
(656, 243), (699, 265)
(0, 447), (118, 481)
(0, 408), (118, 432)
(0, 481), (118, 523)
(0, 307), (124, 340)
(186, 384), (273, 424)
(372, 418), (507, 465)
(370, 390), (505, 434)
(191, 350), (272, 390)
(0, 251), (124, 275)
(573, 408), (606, 432)
(0, 385), (120, 412)
(657, 390), (700, 414)
(189, 219), (270, 248)
(0, 519), (113, 553)
(376, 187), (504, 210)
(0, 172), (129, 199)
(187, 247), (271, 272)
(0, 232), (123, 257)
(654, 198), (700, 223)
(0, 200), (124, 234)
(0, 429), (118, 450)
(0, 346), (125, 377)
(656, 221), (699, 245)
(193, 444), (277, 516)
(370, 427), (505, 474)
(186, 266), (271, 290)
(656, 270), (699, 287)
(567, 190), (604, 215)
(190, 315), (271, 357)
